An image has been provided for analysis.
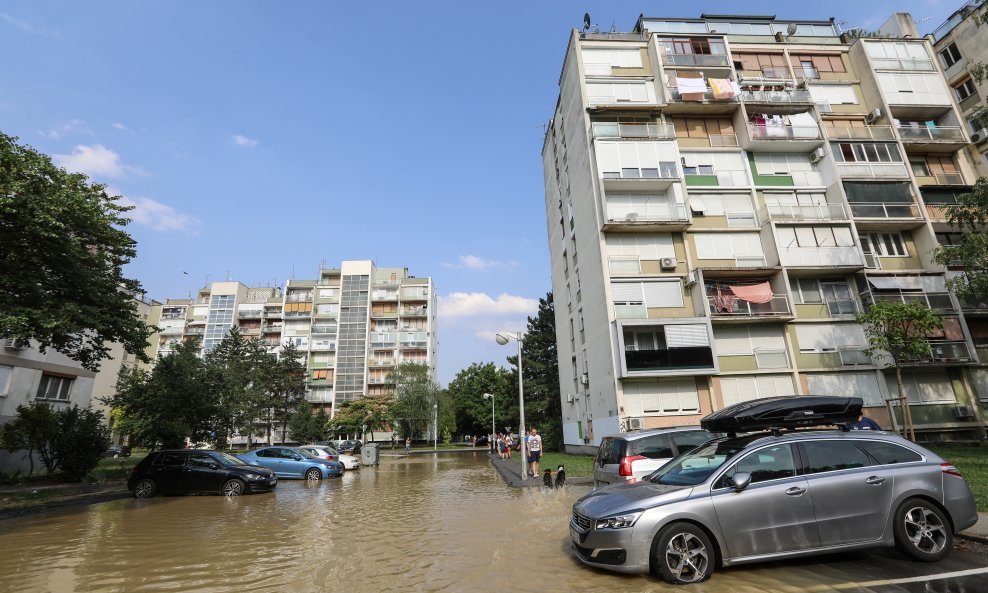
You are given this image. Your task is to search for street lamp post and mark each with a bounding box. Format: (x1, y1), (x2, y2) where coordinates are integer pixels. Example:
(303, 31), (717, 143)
(495, 331), (527, 479)
(433, 404), (438, 451)
(482, 393), (495, 454)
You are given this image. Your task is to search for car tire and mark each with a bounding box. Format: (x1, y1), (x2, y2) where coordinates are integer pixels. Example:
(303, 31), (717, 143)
(305, 468), (322, 481)
(133, 478), (156, 499)
(222, 479), (246, 497)
(651, 522), (715, 585)
(893, 498), (952, 562)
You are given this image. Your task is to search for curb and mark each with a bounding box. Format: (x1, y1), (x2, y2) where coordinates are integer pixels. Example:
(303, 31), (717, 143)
(0, 489), (130, 521)
(957, 531), (988, 545)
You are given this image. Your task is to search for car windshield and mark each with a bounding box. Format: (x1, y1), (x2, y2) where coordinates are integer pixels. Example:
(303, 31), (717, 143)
(648, 439), (749, 486)
(213, 452), (247, 466)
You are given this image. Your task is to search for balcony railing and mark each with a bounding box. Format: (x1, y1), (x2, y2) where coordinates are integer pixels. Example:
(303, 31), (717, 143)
(285, 294), (313, 303)
(836, 162), (909, 178)
(824, 126), (895, 141)
(762, 203), (847, 221)
(372, 292), (398, 301)
(605, 202), (688, 224)
(708, 294), (791, 317)
(159, 326), (183, 336)
(310, 325), (337, 334)
(284, 311), (311, 319)
(748, 123), (821, 140)
(401, 307), (428, 317)
(400, 340), (429, 349)
(909, 341), (974, 364)
(663, 53), (731, 67)
(916, 173), (966, 185)
(839, 347), (872, 366)
(870, 57), (934, 71)
(161, 312), (186, 320)
(666, 88), (739, 103)
(310, 342), (336, 351)
(897, 125), (965, 143)
(740, 89), (813, 104)
(264, 310), (282, 317)
(779, 246), (864, 267)
(592, 122), (676, 140)
(735, 255), (768, 267)
(625, 346), (715, 372)
(184, 327), (205, 336)
(237, 310), (262, 318)
(262, 325), (283, 333)
(849, 201), (922, 219)
(826, 299), (859, 316)
(368, 358), (395, 367)
(869, 291), (955, 312)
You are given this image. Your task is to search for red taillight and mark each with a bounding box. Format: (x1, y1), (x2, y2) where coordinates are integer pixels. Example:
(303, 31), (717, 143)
(326, 455), (335, 460)
(619, 455), (646, 477)
(941, 462), (963, 477)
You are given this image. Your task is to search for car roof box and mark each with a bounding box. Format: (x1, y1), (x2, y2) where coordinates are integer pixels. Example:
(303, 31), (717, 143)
(700, 396), (863, 435)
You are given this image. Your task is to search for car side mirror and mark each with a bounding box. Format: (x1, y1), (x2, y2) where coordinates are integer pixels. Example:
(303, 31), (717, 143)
(728, 472), (752, 492)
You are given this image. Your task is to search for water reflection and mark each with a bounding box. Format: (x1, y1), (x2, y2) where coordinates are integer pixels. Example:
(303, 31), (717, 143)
(0, 452), (932, 593)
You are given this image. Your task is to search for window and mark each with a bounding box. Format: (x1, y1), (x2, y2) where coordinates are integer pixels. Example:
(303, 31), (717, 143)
(939, 43), (962, 69)
(886, 371), (956, 404)
(954, 78), (977, 102)
(777, 225), (855, 248)
(806, 372), (884, 405)
(683, 164), (714, 176)
(188, 453), (215, 468)
(832, 142), (902, 163)
(629, 435), (673, 459)
(909, 157), (931, 177)
(856, 441), (922, 465)
(672, 117), (735, 140)
(728, 444), (797, 484)
(0, 365), (11, 394)
(162, 452), (187, 466)
(36, 374), (73, 401)
(790, 53), (846, 73)
(801, 441), (872, 473)
(794, 323), (867, 353)
(622, 378), (701, 414)
(671, 431), (713, 453)
(862, 232), (907, 256)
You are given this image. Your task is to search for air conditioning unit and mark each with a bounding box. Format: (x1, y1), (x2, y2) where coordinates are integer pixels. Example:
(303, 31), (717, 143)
(866, 108), (883, 124)
(809, 147), (826, 164)
(660, 257), (677, 270)
(952, 405), (975, 419)
(684, 269), (701, 287)
(581, 373), (589, 386)
(4, 338), (28, 351)
(566, 394), (575, 403)
(627, 417), (644, 431)
(971, 129), (988, 144)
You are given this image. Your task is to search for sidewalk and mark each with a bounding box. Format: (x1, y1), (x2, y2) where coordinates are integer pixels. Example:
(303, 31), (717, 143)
(487, 451), (592, 488)
(959, 512), (988, 544)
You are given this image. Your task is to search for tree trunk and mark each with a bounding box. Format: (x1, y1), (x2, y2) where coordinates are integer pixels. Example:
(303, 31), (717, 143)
(281, 393), (289, 446)
(895, 366), (915, 441)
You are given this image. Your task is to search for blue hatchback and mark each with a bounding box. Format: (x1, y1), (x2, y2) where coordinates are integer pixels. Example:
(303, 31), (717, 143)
(238, 447), (343, 480)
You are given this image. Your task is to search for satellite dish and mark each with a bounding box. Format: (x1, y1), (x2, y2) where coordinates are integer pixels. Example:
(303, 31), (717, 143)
(583, 13), (591, 32)
(786, 23), (798, 37)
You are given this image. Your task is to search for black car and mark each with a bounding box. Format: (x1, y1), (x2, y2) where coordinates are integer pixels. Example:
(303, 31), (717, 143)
(104, 444), (132, 458)
(127, 450), (277, 498)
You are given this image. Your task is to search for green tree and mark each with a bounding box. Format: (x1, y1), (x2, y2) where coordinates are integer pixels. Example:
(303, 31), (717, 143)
(54, 406), (111, 481)
(0, 133), (153, 371)
(933, 178), (988, 305)
(287, 400), (329, 444)
(204, 328), (276, 449)
(0, 402), (59, 475)
(273, 340), (308, 444)
(857, 301), (944, 441)
(514, 292), (562, 451)
(389, 362), (443, 440)
(105, 339), (215, 448)
(446, 362), (513, 437)
(331, 396), (393, 442)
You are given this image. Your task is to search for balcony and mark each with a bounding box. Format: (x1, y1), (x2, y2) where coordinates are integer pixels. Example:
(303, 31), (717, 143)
(914, 173), (966, 187)
(664, 88), (739, 114)
(662, 53), (731, 68)
(868, 291), (956, 313)
(779, 246), (864, 268)
(897, 125), (966, 148)
(592, 122), (675, 140)
(239, 327), (261, 336)
(625, 347), (716, 373)
(742, 122), (823, 152)
(401, 307), (428, 317)
(237, 310), (262, 319)
(905, 341), (975, 365)
(310, 341), (336, 351)
(262, 324), (283, 333)
(601, 164), (680, 191)
(310, 325), (337, 335)
(603, 201), (689, 231)
(838, 347), (872, 366)
(739, 88), (813, 105)
(824, 126), (895, 141)
(707, 294), (792, 320)
(870, 57), (934, 71)
(836, 162), (910, 179)
(761, 203), (848, 221)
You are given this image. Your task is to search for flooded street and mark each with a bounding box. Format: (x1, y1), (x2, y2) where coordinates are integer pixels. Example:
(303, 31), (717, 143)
(0, 452), (985, 593)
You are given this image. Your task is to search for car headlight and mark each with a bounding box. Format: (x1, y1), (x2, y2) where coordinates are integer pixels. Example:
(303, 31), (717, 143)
(595, 512), (642, 530)
(244, 473), (266, 481)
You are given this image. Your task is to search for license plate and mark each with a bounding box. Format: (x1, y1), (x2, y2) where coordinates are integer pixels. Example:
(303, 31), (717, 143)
(570, 526), (581, 544)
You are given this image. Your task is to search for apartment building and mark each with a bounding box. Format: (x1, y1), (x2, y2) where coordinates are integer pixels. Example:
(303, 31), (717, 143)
(150, 260), (437, 419)
(930, 0), (988, 176)
(542, 12), (988, 453)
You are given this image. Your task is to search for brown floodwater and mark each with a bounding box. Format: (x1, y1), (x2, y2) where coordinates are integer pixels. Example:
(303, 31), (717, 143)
(0, 452), (915, 593)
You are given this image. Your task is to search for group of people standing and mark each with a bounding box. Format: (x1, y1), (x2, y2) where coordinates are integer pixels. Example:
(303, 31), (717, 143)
(491, 427), (544, 479)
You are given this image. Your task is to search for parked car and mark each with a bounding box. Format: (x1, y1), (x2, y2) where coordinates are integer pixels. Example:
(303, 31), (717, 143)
(337, 439), (362, 453)
(593, 427), (714, 488)
(128, 450), (277, 498)
(104, 444), (132, 458)
(238, 447), (343, 480)
(571, 396), (978, 584)
(298, 445), (360, 470)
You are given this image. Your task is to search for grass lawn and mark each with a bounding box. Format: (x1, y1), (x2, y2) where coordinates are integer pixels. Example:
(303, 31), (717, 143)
(929, 446), (988, 513)
(538, 452), (595, 477)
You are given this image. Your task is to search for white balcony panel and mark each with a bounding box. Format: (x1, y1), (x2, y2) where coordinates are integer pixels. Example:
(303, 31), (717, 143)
(876, 72), (951, 105)
(586, 80), (657, 106)
(836, 162), (909, 178)
(779, 246), (863, 267)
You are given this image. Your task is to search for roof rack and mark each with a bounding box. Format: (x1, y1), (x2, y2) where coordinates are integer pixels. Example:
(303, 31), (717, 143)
(700, 396), (863, 437)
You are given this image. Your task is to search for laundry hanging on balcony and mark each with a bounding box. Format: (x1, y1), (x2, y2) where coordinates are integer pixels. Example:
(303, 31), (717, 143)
(675, 75), (708, 100)
(711, 293), (736, 313)
(787, 112), (820, 139)
(729, 281), (774, 304)
(709, 78), (741, 100)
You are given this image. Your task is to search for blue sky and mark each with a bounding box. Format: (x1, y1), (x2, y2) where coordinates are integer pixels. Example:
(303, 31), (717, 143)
(0, 0), (961, 384)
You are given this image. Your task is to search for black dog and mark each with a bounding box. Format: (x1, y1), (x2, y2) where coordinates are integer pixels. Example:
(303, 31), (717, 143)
(543, 468), (553, 488)
(554, 465), (566, 488)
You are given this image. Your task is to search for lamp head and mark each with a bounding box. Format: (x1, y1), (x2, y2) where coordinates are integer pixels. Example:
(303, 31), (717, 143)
(495, 332), (510, 346)
(482, 393), (493, 400)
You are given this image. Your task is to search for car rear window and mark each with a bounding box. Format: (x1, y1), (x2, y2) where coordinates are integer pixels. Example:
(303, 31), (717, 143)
(596, 438), (626, 465)
(630, 435), (673, 459)
(801, 440), (872, 474)
(856, 440), (923, 465)
(671, 431), (711, 454)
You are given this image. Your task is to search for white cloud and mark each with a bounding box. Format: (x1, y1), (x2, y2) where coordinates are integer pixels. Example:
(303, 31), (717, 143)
(39, 119), (90, 140)
(441, 255), (519, 271)
(115, 193), (199, 232)
(439, 292), (539, 318)
(111, 122), (127, 130)
(54, 144), (126, 178)
(232, 134), (259, 147)
(0, 12), (32, 31)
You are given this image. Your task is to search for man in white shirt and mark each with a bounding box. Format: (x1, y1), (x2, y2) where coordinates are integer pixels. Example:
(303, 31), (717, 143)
(526, 427), (543, 479)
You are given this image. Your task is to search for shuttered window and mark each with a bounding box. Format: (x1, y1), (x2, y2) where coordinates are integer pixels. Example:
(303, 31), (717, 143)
(714, 326), (786, 355)
(808, 84), (857, 104)
(623, 378), (700, 415)
(664, 324), (710, 347)
(720, 374), (795, 406)
(794, 323), (867, 352)
(807, 372), (883, 405)
(610, 280), (684, 308)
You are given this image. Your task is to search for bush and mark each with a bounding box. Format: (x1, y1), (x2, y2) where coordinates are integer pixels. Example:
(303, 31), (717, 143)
(0, 403), (109, 481)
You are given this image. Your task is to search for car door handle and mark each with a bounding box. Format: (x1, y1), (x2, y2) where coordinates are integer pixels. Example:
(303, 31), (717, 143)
(865, 476), (886, 485)
(785, 486), (806, 496)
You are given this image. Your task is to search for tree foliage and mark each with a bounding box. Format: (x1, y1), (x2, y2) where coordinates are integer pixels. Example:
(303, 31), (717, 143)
(273, 340), (308, 444)
(0, 403), (109, 480)
(389, 362), (446, 440)
(934, 178), (988, 305)
(330, 396), (393, 439)
(512, 293), (563, 451)
(0, 132), (153, 371)
(287, 400), (329, 444)
(204, 328), (278, 449)
(446, 362), (513, 437)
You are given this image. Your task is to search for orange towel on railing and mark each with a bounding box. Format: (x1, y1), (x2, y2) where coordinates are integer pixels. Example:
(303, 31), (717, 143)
(729, 282), (774, 304)
(709, 78), (738, 99)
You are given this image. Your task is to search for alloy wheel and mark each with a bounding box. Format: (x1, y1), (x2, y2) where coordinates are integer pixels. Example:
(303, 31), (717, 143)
(665, 532), (710, 584)
(903, 506), (947, 554)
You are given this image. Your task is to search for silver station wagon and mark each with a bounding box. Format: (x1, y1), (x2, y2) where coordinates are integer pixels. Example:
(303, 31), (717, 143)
(570, 396), (978, 584)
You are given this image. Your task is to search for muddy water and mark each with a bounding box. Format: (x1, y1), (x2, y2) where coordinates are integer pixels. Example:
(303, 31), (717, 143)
(0, 452), (895, 593)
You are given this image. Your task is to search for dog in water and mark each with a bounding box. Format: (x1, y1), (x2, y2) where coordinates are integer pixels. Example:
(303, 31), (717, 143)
(554, 465), (566, 488)
(543, 468), (553, 488)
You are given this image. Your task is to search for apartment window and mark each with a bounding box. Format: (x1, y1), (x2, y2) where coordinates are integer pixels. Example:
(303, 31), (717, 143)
(939, 43), (962, 69)
(36, 374), (73, 401)
(672, 117), (735, 140)
(909, 157), (931, 177)
(832, 142), (902, 163)
(683, 164), (714, 175)
(843, 181), (913, 203)
(954, 78), (976, 102)
(777, 225), (855, 248)
(790, 53), (846, 73)
(800, 60), (819, 79)
(863, 232), (907, 256)
(733, 52), (786, 72)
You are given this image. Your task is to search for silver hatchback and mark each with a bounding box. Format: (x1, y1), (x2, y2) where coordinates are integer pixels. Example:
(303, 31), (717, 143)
(593, 427), (713, 488)
(571, 430), (978, 584)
